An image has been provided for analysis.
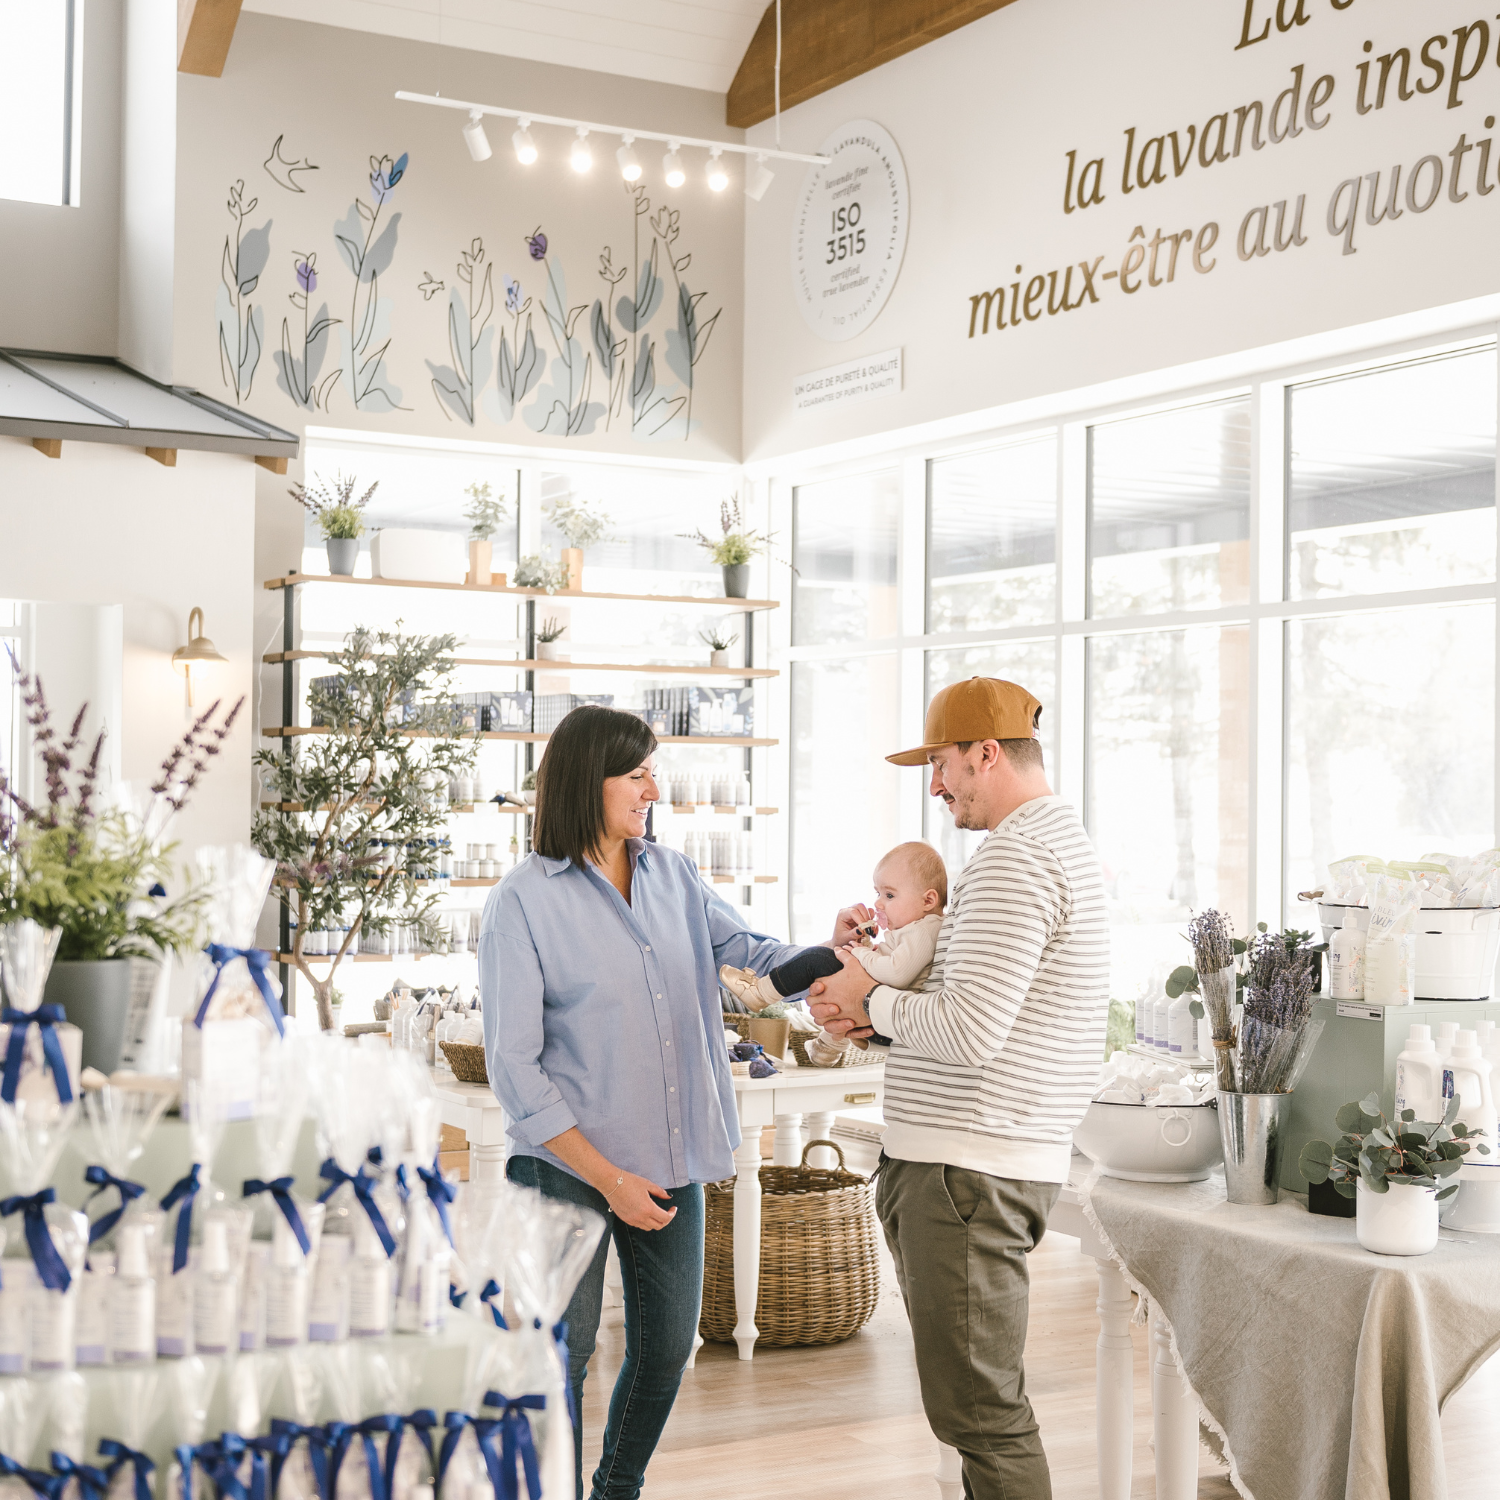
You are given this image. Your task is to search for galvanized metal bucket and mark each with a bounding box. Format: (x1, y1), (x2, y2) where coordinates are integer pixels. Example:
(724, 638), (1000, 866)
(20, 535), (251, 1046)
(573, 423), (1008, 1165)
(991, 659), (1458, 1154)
(1218, 1091), (1293, 1205)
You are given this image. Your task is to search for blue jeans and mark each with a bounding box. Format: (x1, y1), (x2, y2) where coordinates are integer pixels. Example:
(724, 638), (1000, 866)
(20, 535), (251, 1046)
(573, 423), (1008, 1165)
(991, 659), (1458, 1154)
(506, 1154), (704, 1500)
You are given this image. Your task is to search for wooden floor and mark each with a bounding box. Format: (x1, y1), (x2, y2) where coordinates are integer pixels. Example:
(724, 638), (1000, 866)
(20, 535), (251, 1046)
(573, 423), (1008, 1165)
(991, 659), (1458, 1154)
(579, 1134), (1500, 1499)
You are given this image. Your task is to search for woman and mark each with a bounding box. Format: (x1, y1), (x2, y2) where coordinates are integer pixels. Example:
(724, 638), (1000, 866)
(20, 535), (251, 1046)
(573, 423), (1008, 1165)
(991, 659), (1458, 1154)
(480, 705), (860, 1500)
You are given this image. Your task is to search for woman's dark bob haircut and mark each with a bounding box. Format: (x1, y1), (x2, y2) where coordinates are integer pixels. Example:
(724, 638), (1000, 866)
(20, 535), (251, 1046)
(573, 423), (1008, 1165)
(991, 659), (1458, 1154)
(532, 705), (658, 867)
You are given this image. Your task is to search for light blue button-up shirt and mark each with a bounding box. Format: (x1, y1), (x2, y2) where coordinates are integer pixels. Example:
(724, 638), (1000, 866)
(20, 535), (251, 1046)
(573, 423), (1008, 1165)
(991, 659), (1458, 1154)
(479, 839), (806, 1188)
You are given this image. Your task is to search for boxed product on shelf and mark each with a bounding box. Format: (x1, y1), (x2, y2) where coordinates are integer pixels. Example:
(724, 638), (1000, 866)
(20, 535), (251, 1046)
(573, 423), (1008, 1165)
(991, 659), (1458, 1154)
(484, 689), (533, 731)
(534, 693), (614, 735)
(687, 685), (754, 737)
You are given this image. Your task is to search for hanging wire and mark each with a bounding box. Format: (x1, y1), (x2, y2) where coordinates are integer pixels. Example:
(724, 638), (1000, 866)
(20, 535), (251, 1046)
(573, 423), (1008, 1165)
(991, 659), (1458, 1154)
(774, 0), (782, 148)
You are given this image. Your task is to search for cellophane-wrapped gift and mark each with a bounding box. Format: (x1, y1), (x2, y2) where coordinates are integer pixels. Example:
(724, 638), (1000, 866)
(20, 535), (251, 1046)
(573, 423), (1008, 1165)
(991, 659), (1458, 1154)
(0, 922), (80, 1122)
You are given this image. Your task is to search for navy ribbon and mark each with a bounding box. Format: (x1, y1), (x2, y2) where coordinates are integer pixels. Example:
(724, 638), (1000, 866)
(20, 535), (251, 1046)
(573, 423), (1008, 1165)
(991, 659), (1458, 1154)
(316, 1160), (396, 1257)
(1, 1005), (73, 1106)
(196, 1433), (266, 1500)
(553, 1320), (576, 1426)
(159, 1164), (202, 1274)
(49, 1454), (108, 1500)
(83, 1166), (146, 1246)
(416, 1158), (456, 1246)
(241, 1177), (310, 1256)
(98, 1440), (154, 1500)
(435, 1414), (472, 1489)
(481, 1279), (508, 1329)
(401, 1412), (437, 1477)
(478, 1395), (545, 1500)
(0, 1455), (58, 1500)
(394, 1164), (411, 1204)
(267, 1422), (328, 1500)
(0, 1189), (70, 1291)
(354, 1417), (400, 1500)
(194, 945), (285, 1038)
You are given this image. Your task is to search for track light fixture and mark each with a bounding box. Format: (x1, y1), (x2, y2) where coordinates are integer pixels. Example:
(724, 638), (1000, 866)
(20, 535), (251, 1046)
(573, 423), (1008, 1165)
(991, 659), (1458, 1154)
(512, 120), (538, 165)
(744, 153), (775, 202)
(616, 136), (642, 182)
(706, 148), (728, 192)
(663, 142), (685, 189)
(570, 127), (592, 173)
(462, 109), (492, 162)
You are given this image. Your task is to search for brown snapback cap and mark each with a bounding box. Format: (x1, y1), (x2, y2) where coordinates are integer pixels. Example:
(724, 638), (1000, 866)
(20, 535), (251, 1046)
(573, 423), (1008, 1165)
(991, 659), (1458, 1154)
(886, 677), (1043, 766)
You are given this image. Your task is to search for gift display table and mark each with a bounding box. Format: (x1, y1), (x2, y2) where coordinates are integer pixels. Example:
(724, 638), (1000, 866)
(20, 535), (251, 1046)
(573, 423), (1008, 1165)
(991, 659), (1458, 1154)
(1081, 1170), (1500, 1500)
(431, 1077), (509, 1182)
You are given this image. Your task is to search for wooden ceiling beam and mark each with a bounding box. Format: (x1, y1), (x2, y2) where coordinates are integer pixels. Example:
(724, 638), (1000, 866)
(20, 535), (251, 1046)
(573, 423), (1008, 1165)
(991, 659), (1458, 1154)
(177, 0), (244, 78)
(728, 0), (1016, 128)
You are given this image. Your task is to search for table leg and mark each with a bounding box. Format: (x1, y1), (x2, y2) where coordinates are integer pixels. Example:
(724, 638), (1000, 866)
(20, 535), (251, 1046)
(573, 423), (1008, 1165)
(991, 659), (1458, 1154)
(732, 1132), (763, 1362)
(934, 1442), (963, 1500)
(685, 1332), (703, 1371)
(804, 1113), (837, 1168)
(772, 1112), (804, 1166)
(1094, 1261), (1134, 1500)
(603, 1238), (623, 1311)
(1150, 1306), (1198, 1500)
(470, 1143), (506, 1183)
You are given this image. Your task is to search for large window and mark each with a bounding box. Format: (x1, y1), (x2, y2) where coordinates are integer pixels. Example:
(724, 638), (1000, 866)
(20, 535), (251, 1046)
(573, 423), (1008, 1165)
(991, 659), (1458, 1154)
(0, 0), (81, 207)
(785, 335), (1500, 1013)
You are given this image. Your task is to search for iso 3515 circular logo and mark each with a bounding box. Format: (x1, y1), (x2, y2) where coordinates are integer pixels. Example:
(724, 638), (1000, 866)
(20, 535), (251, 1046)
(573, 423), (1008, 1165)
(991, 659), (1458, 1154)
(791, 119), (909, 343)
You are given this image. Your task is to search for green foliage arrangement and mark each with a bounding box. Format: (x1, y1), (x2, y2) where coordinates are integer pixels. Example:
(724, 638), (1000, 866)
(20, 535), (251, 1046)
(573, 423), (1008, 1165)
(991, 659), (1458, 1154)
(290, 472), (378, 541)
(464, 481), (509, 542)
(542, 494), (611, 550)
(535, 616), (566, 644)
(0, 659), (242, 960)
(514, 551), (571, 594)
(698, 626), (739, 652)
(679, 497), (779, 569)
(252, 625), (479, 1030)
(1299, 1092), (1488, 1199)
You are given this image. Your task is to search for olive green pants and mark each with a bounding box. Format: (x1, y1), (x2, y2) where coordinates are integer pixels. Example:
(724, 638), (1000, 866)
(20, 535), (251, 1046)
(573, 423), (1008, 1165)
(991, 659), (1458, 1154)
(876, 1157), (1060, 1500)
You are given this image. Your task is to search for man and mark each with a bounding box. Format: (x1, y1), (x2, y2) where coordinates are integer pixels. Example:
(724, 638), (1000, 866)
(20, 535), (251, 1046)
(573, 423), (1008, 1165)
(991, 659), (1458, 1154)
(810, 677), (1109, 1500)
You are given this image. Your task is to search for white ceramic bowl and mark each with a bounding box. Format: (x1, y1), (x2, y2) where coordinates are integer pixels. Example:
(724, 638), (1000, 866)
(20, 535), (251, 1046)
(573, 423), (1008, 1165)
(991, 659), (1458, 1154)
(1073, 1100), (1223, 1183)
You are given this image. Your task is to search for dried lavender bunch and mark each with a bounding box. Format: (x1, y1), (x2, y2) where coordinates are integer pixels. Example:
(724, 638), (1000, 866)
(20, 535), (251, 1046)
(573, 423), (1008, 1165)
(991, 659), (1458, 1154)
(152, 697), (244, 813)
(1187, 908), (1235, 975)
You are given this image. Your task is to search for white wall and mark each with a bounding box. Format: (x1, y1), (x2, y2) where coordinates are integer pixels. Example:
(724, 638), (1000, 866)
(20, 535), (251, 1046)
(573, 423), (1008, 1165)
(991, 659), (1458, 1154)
(0, 439), (258, 862)
(744, 0), (1500, 461)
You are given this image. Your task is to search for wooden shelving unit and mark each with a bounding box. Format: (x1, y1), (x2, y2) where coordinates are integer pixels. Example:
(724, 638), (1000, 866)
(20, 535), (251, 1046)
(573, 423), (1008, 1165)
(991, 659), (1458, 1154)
(262, 725), (775, 747)
(263, 572), (779, 612)
(264, 648), (778, 680)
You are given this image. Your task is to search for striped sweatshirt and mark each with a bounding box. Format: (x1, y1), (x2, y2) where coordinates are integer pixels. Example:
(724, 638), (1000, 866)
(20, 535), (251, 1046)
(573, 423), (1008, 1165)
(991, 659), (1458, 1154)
(866, 796), (1110, 1184)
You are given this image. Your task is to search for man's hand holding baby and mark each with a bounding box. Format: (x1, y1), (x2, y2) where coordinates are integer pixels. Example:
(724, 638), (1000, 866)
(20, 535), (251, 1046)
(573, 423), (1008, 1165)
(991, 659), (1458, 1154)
(807, 948), (878, 1041)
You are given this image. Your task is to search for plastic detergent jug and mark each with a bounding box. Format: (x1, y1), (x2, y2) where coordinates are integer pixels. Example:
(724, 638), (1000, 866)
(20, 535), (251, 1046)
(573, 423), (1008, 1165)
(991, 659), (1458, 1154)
(1436, 1022), (1461, 1103)
(1329, 909), (1367, 1000)
(1448, 1031), (1498, 1146)
(1395, 1025), (1445, 1124)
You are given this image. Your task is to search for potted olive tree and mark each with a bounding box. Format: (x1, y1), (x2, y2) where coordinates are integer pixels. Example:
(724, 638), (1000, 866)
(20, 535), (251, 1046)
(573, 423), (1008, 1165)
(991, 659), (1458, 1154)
(1299, 1092), (1487, 1256)
(0, 658), (242, 1071)
(289, 473), (378, 576)
(464, 481), (509, 587)
(680, 498), (779, 599)
(253, 626), (480, 1031)
(541, 495), (611, 593)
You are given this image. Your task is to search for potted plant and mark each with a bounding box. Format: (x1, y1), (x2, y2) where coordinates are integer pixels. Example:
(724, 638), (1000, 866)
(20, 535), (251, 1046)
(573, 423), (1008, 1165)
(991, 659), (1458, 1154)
(679, 498), (779, 600)
(253, 626), (480, 1031)
(514, 550), (571, 596)
(521, 769), (538, 806)
(699, 626), (739, 669)
(542, 496), (611, 593)
(464, 481), (509, 588)
(535, 617), (568, 662)
(289, 473), (378, 577)
(1299, 1092), (1487, 1256)
(0, 658), (242, 1071)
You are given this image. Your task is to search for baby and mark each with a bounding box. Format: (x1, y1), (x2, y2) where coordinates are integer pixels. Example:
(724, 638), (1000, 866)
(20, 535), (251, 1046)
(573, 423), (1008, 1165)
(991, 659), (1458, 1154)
(720, 841), (947, 1064)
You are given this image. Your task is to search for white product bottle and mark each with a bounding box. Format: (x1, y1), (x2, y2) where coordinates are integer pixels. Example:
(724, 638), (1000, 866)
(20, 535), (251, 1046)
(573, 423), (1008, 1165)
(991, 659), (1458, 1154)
(1329, 910), (1367, 1000)
(1151, 989), (1173, 1053)
(192, 1220), (238, 1356)
(1448, 1030), (1498, 1145)
(238, 1242), (267, 1353)
(1134, 993), (1150, 1047)
(107, 1223), (155, 1365)
(1394, 1025), (1444, 1124)
(75, 1251), (113, 1366)
(264, 1219), (308, 1348)
(349, 1218), (392, 1339)
(1166, 994), (1197, 1057)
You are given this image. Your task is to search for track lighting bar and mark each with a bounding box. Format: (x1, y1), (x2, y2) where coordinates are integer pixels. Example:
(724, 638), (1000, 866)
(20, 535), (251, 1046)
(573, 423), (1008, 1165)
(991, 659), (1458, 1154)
(394, 91), (829, 166)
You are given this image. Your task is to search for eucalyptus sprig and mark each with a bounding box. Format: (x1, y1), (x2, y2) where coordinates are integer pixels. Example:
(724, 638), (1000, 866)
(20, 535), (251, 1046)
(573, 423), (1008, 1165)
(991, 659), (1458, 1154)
(1300, 1092), (1487, 1199)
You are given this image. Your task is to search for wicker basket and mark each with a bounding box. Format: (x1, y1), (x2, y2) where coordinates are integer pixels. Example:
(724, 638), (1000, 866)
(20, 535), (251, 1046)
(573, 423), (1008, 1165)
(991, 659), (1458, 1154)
(699, 1140), (880, 1348)
(440, 1040), (489, 1085)
(721, 1013), (875, 1070)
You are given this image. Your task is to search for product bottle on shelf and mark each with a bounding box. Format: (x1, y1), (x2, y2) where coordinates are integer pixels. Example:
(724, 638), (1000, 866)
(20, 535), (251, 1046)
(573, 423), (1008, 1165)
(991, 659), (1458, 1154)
(1449, 1030), (1497, 1143)
(107, 1223), (155, 1365)
(349, 1214), (393, 1339)
(192, 1219), (238, 1356)
(1395, 1025), (1444, 1123)
(1328, 910), (1366, 1000)
(264, 1219), (309, 1348)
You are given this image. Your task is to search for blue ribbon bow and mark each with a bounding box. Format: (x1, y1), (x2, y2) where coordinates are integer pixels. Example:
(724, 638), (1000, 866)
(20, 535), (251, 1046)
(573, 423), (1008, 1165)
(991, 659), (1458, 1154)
(83, 1166), (146, 1246)
(402, 1412), (437, 1471)
(159, 1164), (202, 1275)
(49, 1454), (108, 1500)
(394, 1164), (410, 1204)
(316, 1161), (396, 1257)
(195, 1433), (266, 1500)
(0, 1189), (70, 1291)
(1, 1005), (74, 1106)
(267, 1421), (328, 1500)
(416, 1158), (456, 1247)
(353, 1416), (401, 1500)
(553, 1320), (576, 1426)
(478, 1395), (545, 1500)
(373, 1409), (433, 1500)
(0, 1454), (58, 1500)
(98, 1440), (154, 1500)
(435, 1414), (472, 1489)
(194, 945), (286, 1038)
(241, 1177), (310, 1255)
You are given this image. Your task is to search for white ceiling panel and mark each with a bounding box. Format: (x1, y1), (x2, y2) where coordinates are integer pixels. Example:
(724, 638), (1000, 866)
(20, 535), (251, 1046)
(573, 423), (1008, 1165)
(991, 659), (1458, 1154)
(241, 0), (765, 93)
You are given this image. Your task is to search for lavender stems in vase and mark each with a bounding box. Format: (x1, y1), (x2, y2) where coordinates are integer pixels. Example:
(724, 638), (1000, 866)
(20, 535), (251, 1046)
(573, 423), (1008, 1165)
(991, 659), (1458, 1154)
(1188, 910), (1239, 1093)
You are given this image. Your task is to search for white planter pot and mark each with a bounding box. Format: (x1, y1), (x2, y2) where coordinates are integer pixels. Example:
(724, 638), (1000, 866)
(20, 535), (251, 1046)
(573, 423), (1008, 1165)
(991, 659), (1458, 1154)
(370, 528), (466, 584)
(1356, 1178), (1439, 1255)
(536, 642), (568, 661)
(710, 650), (729, 668)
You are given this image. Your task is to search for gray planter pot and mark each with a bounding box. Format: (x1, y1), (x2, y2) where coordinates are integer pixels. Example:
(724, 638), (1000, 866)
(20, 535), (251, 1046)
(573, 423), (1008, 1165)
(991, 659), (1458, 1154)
(326, 537), (359, 576)
(722, 563), (750, 599)
(42, 958), (132, 1074)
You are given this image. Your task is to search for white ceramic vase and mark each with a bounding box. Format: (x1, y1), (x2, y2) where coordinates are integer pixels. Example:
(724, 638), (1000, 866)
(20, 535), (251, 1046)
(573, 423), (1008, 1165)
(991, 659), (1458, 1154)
(710, 649), (729, 667)
(1356, 1178), (1439, 1255)
(536, 641), (567, 661)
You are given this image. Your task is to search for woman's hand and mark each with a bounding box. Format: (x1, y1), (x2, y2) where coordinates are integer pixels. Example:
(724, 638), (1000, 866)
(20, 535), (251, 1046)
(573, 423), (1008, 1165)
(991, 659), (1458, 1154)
(830, 904), (877, 947)
(599, 1170), (678, 1231)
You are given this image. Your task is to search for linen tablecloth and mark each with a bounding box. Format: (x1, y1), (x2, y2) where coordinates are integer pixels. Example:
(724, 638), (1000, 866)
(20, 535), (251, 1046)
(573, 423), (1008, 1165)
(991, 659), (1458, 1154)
(1084, 1174), (1500, 1500)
